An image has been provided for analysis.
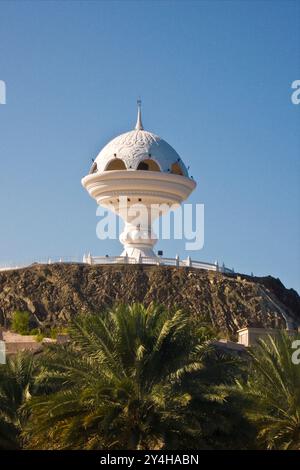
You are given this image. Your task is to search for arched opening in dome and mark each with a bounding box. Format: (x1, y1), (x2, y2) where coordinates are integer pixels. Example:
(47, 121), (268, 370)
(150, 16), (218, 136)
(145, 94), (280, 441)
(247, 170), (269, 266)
(137, 159), (161, 172)
(89, 161), (98, 174)
(105, 159), (127, 171)
(171, 162), (184, 176)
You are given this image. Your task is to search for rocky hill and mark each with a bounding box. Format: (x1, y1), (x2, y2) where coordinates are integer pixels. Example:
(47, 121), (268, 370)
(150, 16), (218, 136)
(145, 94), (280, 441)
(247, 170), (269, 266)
(0, 263), (299, 335)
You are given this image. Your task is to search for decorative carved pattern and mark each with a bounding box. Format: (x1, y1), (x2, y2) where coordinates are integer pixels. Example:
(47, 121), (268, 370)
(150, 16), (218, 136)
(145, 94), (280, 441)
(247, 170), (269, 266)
(94, 129), (188, 176)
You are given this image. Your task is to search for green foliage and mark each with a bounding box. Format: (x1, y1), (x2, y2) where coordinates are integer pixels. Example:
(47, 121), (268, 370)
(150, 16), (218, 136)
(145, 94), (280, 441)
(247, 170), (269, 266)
(22, 303), (248, 450)
(0, 353), (40, 449)
(35, 333), (45, 343)
(195, 323), (220, 342)
(49, 326), (69, 339)
(50, 328), (58, 339)
(237, 331), (300, 450)
(29, 328), (39, 336)
(11, 311), (30, 335)
(1, 303), (297, 450)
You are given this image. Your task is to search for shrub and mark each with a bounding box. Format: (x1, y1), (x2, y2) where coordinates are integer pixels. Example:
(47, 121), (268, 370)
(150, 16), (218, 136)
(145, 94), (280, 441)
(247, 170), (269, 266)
(35, 333), (45, 343)
(29, 328), (39, 336)
(49, 327), (69, 339)
(11, 311), (30, 335)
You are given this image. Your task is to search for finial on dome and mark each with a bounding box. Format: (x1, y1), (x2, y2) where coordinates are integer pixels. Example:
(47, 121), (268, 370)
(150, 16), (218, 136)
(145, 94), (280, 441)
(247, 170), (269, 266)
(135, 98), (144, 130)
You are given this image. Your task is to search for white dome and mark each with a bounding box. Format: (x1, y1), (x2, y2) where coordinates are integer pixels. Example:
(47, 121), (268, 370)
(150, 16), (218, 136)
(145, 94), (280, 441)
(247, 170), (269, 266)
(90, 103), (189, 177)
(93, 129), (189, 176)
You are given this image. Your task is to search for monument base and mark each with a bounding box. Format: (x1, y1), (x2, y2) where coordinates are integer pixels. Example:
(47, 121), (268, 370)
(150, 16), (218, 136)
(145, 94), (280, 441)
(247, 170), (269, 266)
(121, 245), (157, 260)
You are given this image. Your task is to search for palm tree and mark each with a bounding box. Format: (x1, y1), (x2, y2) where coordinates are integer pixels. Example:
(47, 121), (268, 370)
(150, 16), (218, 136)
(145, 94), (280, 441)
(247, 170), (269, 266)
(0, 352), (39, 449)
(237, 331), (300, 450)
(23, 303), (247, 450)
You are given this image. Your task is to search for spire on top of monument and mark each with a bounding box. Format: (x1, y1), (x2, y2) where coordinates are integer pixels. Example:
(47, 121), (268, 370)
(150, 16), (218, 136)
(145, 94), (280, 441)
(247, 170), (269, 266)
(135, 98), (144, 130)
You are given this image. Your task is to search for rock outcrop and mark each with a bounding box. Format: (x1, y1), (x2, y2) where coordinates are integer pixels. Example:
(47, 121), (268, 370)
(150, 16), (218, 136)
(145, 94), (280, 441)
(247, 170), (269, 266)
(0, 263), (299, 335)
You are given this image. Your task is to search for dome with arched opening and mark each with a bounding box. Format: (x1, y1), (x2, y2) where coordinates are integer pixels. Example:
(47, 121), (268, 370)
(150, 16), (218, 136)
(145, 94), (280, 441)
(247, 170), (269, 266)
(90, 103), (189, 177)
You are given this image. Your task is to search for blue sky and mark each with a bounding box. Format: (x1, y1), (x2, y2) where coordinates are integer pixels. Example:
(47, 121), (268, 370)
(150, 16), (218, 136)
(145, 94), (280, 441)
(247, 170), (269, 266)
(0, 0), (299, 291)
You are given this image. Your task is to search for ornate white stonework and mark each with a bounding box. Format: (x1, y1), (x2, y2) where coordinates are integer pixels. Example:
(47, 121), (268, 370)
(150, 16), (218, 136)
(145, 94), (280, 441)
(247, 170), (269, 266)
(94, 129), (189, 176)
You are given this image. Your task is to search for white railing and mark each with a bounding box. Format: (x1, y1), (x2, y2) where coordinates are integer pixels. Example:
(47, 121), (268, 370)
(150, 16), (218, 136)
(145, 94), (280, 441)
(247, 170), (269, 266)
(0, 255), (234, 274)
(84, 254), (234, 273)
(88, 255), (137, 265)
(0, 256), (84, 272)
